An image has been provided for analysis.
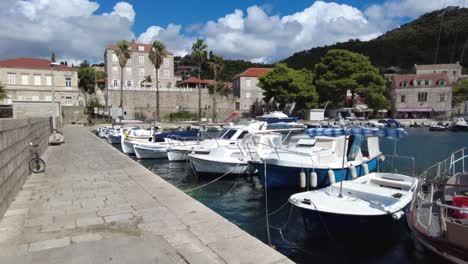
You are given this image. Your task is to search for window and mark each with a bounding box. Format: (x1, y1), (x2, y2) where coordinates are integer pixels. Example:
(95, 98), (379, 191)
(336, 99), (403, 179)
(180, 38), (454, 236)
(400, 95), (406, 103)
(34, 75), (41, 86)
(416, 80), (422, 86)
(163, 58), (169, 65)
(139, 55), (144, 65)
(138, 45), (145, 51)
(163, 70), (170, 77)
(126, 80), (132, 87)
(65, 96), (72, 105)
(440, 94), (445, 102)
(113, 80), (118, 87)
(424, 80), (430, 86)
(32, 95), (39, 101)
(127, 58), (132, 64)
(438, 79), (446, 86)
(112, 53), (118, 62)
(45, 95), (52, 101)
(400, 81), (408, 87)
(418, 92), (428, 102)
(7, 73), (16, 85)
(112, 66), (118, 75)
(139, 68), (145, 76)
(166, 82), (171, 88)
(46, 75), (52, 86)
(65, 77), (72, 87)
(453, 70), (456, 75)
(246, 79), (252, 88)
(126, 67), (132, 75)
(245, 92), (251, 99)
(21, 74), (29, 85)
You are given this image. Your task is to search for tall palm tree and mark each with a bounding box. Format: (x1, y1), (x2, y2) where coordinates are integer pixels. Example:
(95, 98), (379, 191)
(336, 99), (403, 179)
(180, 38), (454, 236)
(191, 39), (207, 122)
(115, 40), (132, 118)
(149, 40), (167, 121)
(208, 52), (224, 123)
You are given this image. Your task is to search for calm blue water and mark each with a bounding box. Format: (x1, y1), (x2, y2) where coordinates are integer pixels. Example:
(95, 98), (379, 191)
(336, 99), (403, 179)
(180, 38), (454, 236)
(117, 128), (468, 263)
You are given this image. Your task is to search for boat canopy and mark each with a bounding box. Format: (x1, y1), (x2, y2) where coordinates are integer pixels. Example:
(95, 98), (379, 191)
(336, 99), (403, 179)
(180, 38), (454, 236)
(306, 127), (407, 139)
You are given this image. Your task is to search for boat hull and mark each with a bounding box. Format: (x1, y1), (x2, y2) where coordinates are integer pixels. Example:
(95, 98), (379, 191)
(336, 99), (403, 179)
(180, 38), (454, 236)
(134, 145), (167, 159)
(121, 140), (136, 154)
(107, 134), (121, 144)
(168, 149), (210, 161)
(256, 157), (379, 188)
(188, 155), (249, 175)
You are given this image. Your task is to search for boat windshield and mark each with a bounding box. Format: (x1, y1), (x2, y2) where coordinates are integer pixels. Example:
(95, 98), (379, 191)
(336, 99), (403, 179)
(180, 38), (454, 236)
(219, 129), (238, 139)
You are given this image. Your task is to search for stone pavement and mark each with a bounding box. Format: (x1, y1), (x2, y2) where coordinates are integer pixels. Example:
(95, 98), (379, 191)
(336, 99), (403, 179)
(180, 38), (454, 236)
(0, 126), (292, 264)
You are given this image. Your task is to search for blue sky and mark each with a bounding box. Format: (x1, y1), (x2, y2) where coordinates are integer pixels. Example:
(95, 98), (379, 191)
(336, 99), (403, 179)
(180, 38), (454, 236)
(97, 0), (387, 36)
(0, 0), (462, 63)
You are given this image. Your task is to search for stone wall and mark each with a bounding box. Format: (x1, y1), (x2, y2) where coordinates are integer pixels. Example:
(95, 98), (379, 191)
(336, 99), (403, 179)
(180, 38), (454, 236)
(0, 118), (50, 218)
(107, 90), (236, 121)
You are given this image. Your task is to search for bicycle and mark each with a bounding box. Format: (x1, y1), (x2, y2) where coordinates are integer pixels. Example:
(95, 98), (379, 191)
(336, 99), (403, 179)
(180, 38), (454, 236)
(29, 138), (45, 173)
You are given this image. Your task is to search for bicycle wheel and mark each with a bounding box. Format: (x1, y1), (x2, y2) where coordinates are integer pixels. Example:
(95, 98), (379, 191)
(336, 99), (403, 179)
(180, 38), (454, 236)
(29, 158), (46, 173)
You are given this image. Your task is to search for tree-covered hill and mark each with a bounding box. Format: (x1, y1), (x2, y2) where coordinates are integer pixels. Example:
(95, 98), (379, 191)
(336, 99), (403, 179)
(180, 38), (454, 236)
(283, 7), (468, 72)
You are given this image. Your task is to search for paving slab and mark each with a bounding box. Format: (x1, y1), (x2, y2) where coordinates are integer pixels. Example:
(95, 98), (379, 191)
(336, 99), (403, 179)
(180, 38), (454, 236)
(0, 126), (293, 263)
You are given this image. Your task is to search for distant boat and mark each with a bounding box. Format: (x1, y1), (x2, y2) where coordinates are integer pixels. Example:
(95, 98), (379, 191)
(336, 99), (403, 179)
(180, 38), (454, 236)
(429, 123), (447, 131)
(257, 111), (298, 124)
(451, 117), (468, 131)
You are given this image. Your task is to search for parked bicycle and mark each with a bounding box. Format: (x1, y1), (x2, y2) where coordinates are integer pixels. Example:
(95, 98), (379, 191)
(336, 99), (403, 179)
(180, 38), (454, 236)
(29, 138), (45, 173)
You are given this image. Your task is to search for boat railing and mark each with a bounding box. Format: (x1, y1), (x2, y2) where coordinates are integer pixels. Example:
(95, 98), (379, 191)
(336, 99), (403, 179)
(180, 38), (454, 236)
(410, 147), (468, 239)
(378, 154), (415, 177)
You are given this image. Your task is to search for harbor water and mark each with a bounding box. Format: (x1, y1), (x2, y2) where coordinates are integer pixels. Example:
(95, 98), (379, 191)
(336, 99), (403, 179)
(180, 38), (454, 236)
(117, 128), (468, 263)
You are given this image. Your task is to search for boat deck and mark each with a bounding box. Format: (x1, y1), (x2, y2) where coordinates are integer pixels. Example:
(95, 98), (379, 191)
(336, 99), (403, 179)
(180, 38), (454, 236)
(413, 190), (444, 238)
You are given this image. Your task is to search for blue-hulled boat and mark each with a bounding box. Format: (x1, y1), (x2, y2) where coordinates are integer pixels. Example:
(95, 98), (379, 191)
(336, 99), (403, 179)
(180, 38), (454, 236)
(256, 111), (298, 124)
(254, 127), (407, 189)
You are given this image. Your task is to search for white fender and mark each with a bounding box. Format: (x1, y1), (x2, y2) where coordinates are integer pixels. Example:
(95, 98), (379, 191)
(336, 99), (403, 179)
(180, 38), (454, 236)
(328, 169), (335, 184)
(349, 165), (357, 179)
(310, 172), (318, 188)
(299, 171), (306, 188)
(362, 163), (369, 175)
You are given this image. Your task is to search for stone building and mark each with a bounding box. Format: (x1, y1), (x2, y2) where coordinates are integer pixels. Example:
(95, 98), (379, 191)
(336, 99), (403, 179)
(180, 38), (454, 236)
(414, 62), (463, 83)
(104, 42), (235, 120)
(232, 68), (272, 116)
(391, 73), (452, 118)
(0, 58), (84, 123)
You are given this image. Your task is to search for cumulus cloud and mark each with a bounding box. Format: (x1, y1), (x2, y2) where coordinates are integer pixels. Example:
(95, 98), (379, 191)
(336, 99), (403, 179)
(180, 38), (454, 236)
(0, 0), (134, 63)
(200, 1), (381, 62)
(137, 24), (195, 57)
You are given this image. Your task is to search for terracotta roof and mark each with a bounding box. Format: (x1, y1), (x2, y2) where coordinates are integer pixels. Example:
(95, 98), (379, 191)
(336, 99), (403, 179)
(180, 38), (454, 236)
(176, 77), (232, 88)
(106, 42), (173, 55)
(414, 63), (462, 70)
(0, 58), (75, 71)
(233, 68), (273, 80)
(391, 73), (450, 88)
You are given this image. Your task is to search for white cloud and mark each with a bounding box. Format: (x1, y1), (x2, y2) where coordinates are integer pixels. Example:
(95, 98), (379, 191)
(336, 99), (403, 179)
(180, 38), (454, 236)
(0, 0), (135, 63)
(137, 24), (195, 57)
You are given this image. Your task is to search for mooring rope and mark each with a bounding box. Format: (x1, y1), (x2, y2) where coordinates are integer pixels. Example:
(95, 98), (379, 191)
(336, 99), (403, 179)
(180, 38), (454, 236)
(183, 162), (242, 193)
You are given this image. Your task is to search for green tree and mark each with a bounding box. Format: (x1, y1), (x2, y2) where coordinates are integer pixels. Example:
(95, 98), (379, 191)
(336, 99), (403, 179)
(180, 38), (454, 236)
(314, 49), (389, 110)
(149, 40), (167, 121)
(0, 83), (7, 100)
(453, 79), (468, 107)
(259, 63), (318, 115)
(191, 39), (208, 122)
(115, 40), (132, 118)
(207, 52), (224, 123)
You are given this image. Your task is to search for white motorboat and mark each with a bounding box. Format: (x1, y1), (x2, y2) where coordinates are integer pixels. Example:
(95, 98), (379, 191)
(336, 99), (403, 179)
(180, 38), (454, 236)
(107, 127), (123, 144)
(289, 172), (418, 229)
(121, 128), (152, 154)
(451, 117), (468, 131)
(167, 121), (268, 161)
(134, 142), (168, 159)
(98, 127), (110, 138)
(188, 133), (282, 175)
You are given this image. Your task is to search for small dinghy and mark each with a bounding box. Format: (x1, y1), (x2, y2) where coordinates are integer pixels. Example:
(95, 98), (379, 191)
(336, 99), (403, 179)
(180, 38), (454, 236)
(289, 172), (418, 230)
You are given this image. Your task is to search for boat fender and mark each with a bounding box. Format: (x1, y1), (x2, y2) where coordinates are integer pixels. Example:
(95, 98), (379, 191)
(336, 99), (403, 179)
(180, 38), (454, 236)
(379, 155), (385, 162)
(191, 146), (195, 154)
(362, 163), (369, 175)
(310, 172), (318, 188)
(392, 211), (404, 220)
(299, 171), (306, 188)
(328, 169), (336, 184)
(349, 165), (357, 179)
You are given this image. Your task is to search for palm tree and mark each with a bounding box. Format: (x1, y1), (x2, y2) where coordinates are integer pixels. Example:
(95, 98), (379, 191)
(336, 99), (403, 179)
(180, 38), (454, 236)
(191, 39), (207, 122)
(208, 52), (224, 123)
(149, 41), (167, 121)
(115, 40), (132, 118)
